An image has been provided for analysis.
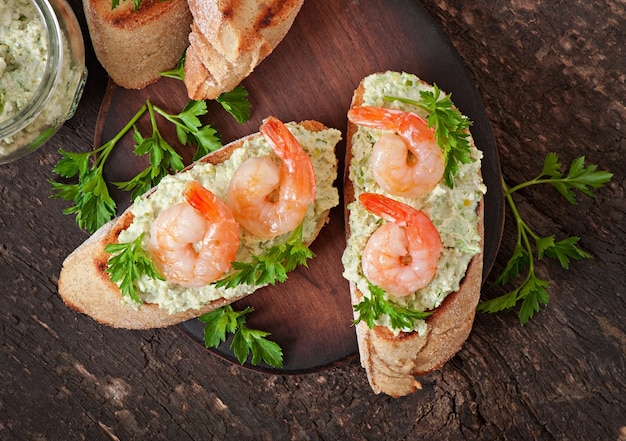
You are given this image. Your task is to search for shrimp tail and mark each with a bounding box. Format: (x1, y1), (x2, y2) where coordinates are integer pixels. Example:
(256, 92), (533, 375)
(359, 192), (418, 226)
(348, 106), (402, 130)
(261, 116), (317, 199)
(183, 181), (222, 220)
(348, 106), (432, 140)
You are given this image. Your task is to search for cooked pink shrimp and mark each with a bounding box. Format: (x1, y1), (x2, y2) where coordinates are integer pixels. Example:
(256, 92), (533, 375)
(359, 192), (443, 297)
(348, 106), (445, 197)
(148, 181), (240, 288)
(226, 116), (316, 239)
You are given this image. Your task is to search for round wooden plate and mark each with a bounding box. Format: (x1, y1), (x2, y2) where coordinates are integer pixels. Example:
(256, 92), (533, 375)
(95, 0), (504, 374)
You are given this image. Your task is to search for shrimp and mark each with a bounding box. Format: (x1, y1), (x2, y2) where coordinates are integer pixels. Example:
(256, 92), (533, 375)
(226, 116), (316, 239)
(359, 192), (443, 297)
(347, 106), (445, 197)
(148, 181), (240, 288)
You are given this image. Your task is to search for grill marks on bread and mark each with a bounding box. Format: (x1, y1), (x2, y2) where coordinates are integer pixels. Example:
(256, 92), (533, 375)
(83, 0), (303, 94)
(184, 0), (304, 100)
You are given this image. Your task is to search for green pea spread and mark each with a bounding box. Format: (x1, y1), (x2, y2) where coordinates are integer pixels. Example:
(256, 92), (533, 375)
(118, 122), (341, 313)
(0, 0), (47, 123)
(341, 71), (486, 335)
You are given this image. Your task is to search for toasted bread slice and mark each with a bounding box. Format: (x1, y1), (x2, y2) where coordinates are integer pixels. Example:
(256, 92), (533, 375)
(184, 0), (304, 100)
(343, 72), (485, 397)
(58, 119), (341, 329)
(83, 0), (192, 89)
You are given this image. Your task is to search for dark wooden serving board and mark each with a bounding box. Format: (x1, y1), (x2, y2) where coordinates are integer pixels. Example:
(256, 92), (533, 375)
(94, 0), (504, 374)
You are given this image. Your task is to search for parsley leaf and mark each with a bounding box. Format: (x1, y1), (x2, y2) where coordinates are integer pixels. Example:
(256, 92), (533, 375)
(518, 277), (550, 325)
(154, 100), (222, 155)
(50, 105), (147, 233)
(478, 154), (612, 324)
(491, 242), (528, 287)
(506, 152), (614, 204)
(104, 233), (164, 304)
(384, 84), (473, 188)
(214, 223), (314, 289)
(216, 86), (252, 123)
(542, 236), (592, 269)
(354, 282), (432, 331)
(199, 305), (283, 368)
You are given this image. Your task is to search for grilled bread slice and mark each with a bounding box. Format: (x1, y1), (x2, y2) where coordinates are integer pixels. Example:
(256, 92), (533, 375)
(342, 72), (485, 397)
(58, 119), (341, 329)
(83, 0), (192, 89)
(184, 0), (304, 100)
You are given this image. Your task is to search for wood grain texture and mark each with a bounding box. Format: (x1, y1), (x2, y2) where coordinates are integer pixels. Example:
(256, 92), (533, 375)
(0, 0), (624, 440)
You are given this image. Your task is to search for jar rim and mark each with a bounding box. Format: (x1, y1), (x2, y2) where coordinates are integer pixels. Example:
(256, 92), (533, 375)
(0, 0), (64, 136)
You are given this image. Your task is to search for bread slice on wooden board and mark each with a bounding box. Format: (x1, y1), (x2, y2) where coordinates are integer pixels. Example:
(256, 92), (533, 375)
(83, 0), (192, 89)
(58, 119), (341, 329)
(342, 71), (486, 397)
(184, 0), (304, 100)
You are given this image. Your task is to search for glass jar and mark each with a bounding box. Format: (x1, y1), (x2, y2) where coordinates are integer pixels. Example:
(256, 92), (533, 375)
(0, 0), (87, 164)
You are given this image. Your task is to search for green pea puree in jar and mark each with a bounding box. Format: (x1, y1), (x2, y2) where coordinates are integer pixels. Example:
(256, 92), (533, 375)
(0, 0), (48, 123)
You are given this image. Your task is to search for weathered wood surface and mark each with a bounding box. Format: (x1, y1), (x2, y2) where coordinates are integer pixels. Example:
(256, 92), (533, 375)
(0, 0), (624, 440)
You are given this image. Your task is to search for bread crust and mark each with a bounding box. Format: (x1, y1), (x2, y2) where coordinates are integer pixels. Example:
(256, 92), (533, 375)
(344, 77), (485, 397)
(58, 120), (337, 329)
(83, 0), (192, 89)
(84, 0), (303, 94)
(184, 0), (304, 100)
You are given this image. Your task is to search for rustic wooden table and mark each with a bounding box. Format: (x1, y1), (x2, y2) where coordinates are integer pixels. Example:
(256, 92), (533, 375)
(1, 0), (624, 439)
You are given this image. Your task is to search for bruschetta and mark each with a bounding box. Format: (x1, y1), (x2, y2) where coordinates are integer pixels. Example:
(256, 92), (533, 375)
(58, 117), (341, 329)
(342, 71), (486, 397)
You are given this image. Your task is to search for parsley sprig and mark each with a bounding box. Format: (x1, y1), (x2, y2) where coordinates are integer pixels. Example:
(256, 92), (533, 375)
(478, 153), (613, 324)
(354, 282), (432, 331)
(216, 86), (252, 123)
(384, 84), (473, 188)
(113, 100), (190, 200)
(215, 223), (314, 289)
(104, 233), (164, 303)
(199, 305), (283, 368)
(50, 100), (217, 232)
(50, 106), (146, 233)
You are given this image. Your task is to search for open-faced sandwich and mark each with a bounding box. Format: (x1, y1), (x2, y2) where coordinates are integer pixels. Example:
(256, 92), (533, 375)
(58, 117), (341, 329)
(342, 71), (486, 397)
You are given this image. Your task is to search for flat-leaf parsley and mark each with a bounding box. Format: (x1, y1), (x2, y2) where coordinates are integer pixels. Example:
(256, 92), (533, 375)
(478, 153), (613, 324)
(104, 233), (164, 304)
(199, 305), (283, 368)
(354, 282), (432, 331)
(214, 223), (314, 289)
